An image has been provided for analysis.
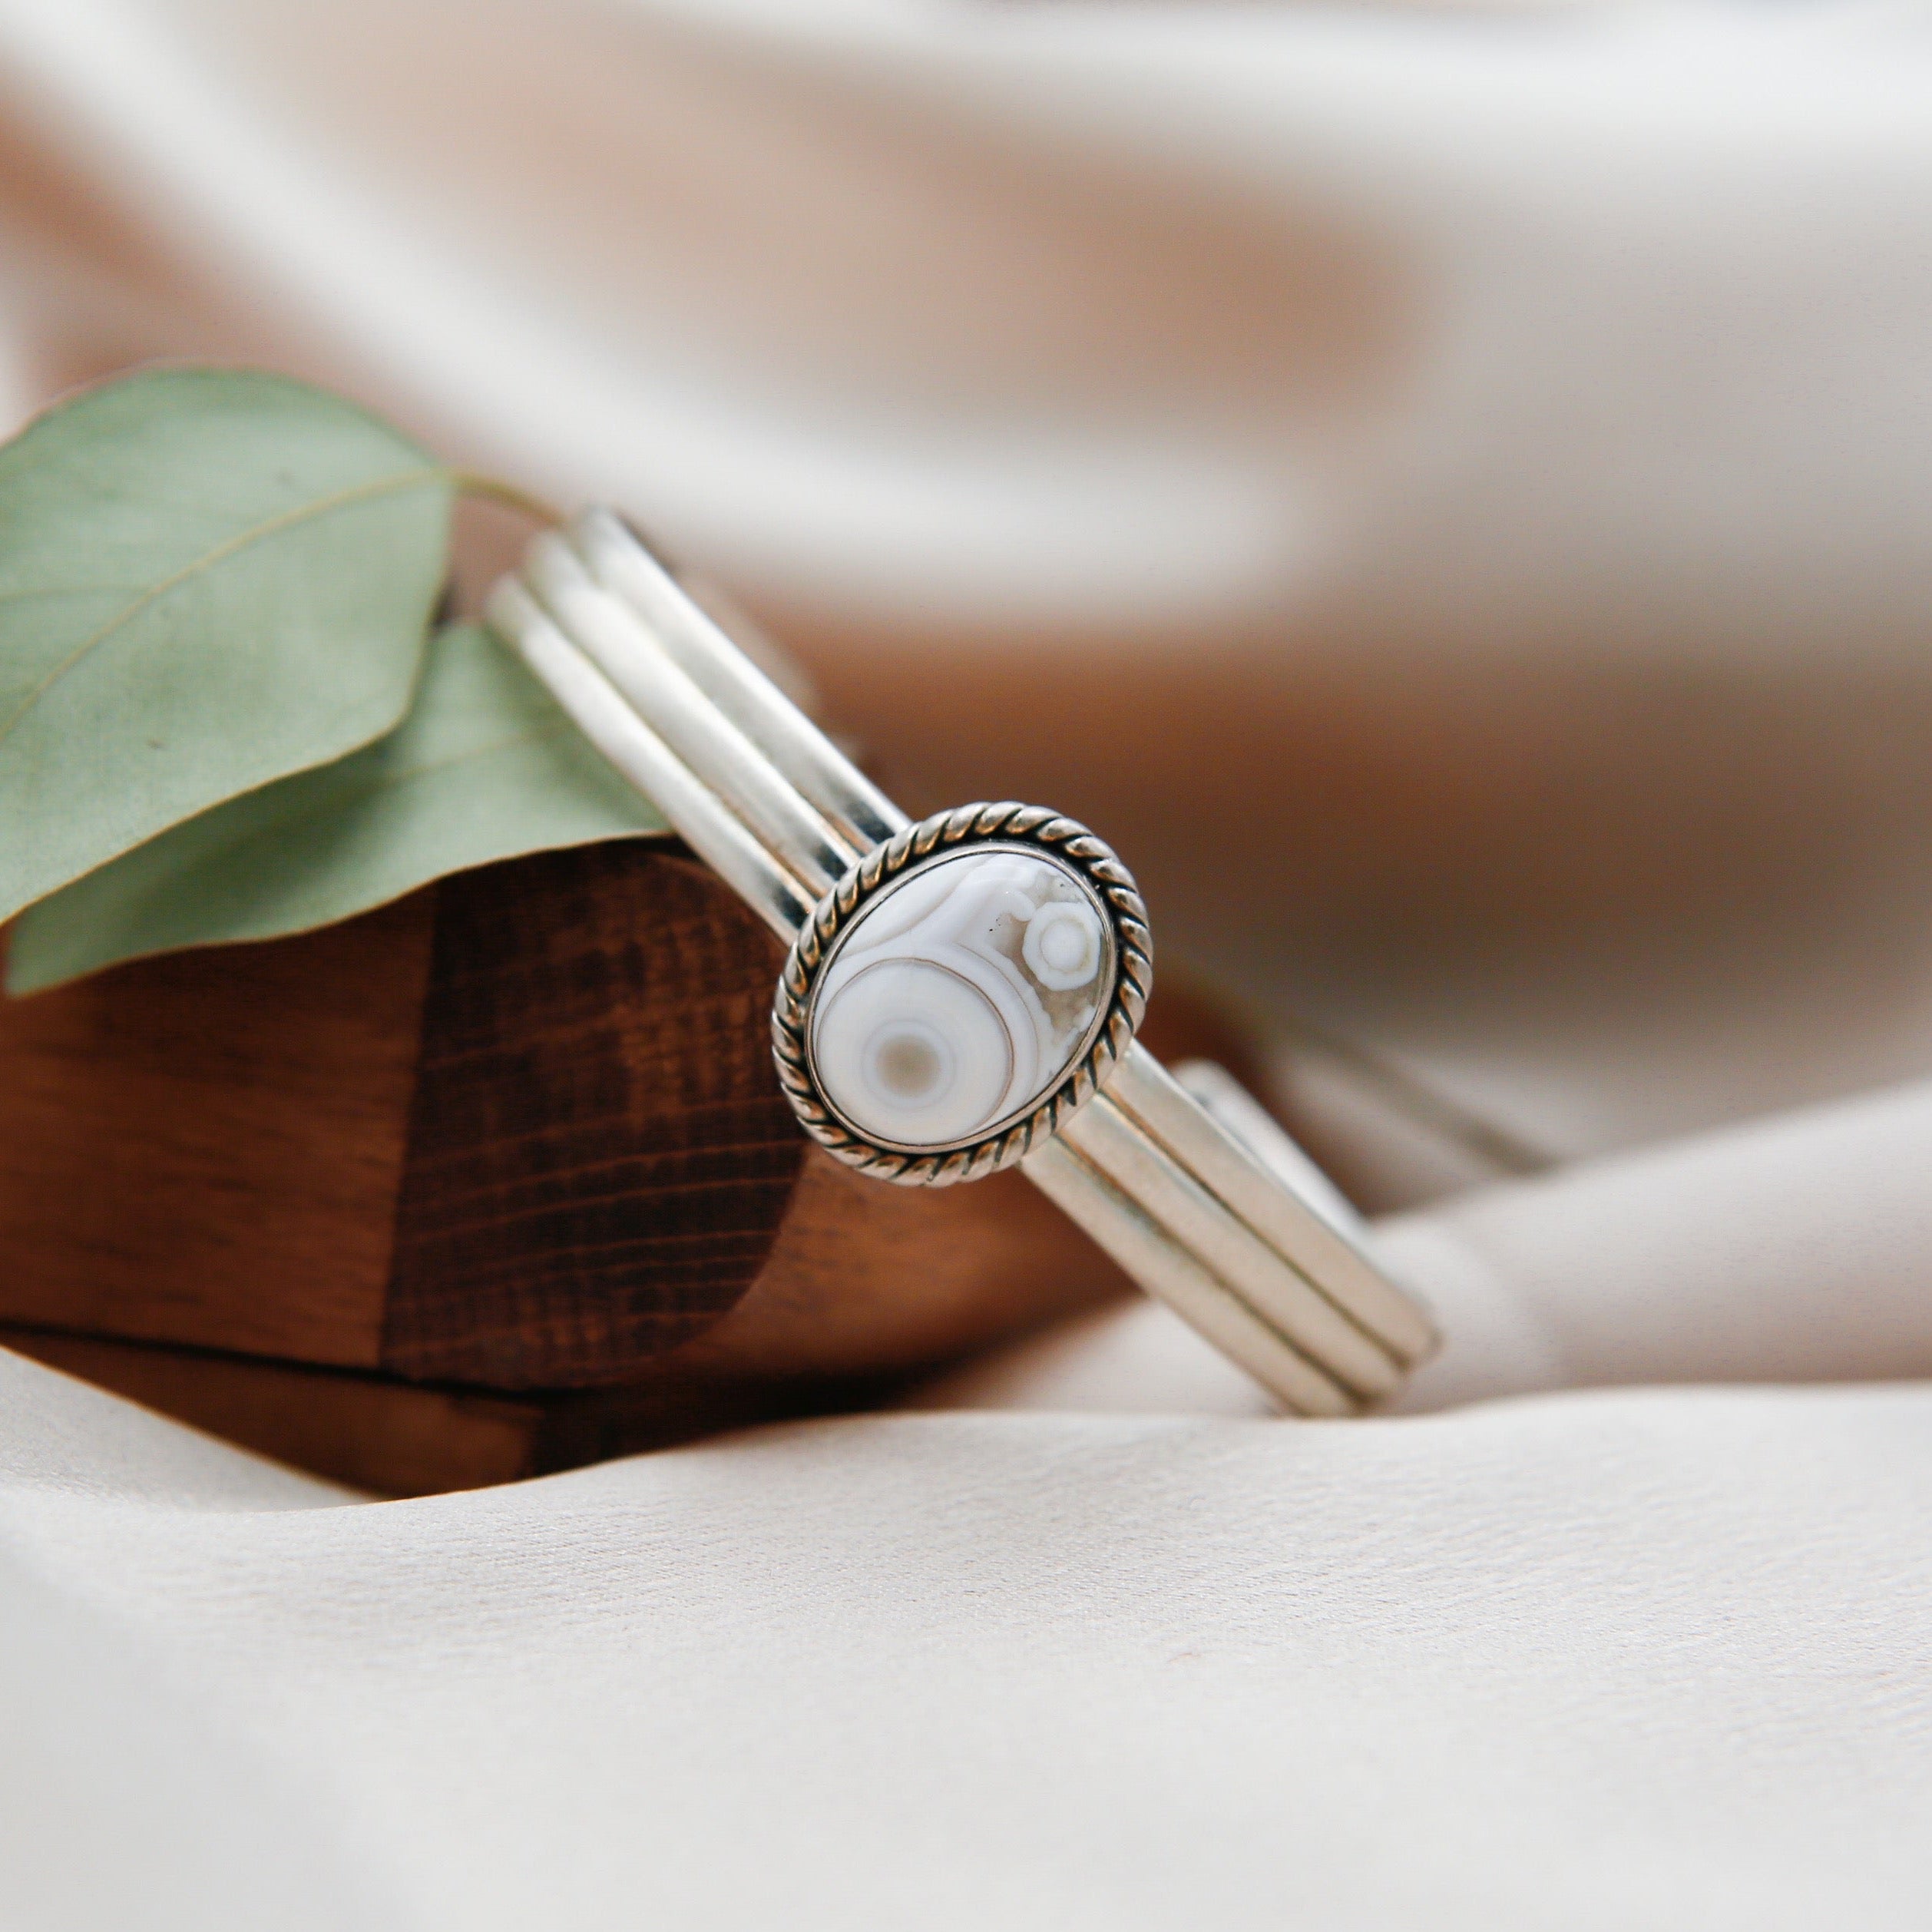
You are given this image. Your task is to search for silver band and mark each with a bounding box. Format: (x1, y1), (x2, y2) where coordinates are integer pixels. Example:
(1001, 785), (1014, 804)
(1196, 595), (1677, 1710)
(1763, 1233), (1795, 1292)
(485, 510), (1437, 1414)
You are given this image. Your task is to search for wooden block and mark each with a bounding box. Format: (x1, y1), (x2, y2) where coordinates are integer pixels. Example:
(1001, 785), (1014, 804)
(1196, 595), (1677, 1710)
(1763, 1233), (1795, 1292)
(0, 896), (432, 1365)
(0, 843), (813, 1383)
(0, 837), (1259, 1490)
(0, 1325), (849, 1497)
(2, 1328), (545, 1497)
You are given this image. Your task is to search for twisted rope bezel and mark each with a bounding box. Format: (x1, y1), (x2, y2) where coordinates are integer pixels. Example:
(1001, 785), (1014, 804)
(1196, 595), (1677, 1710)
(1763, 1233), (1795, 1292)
(772, 802), (1153, 1186)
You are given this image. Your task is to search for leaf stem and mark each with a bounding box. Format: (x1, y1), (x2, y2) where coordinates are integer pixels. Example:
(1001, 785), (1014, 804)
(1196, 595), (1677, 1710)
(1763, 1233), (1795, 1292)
(449, 471), (561, 527)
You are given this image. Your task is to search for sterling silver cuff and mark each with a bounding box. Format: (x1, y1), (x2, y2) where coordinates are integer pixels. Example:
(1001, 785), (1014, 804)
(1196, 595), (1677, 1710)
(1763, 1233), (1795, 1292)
(485, 511), (1437, 1416)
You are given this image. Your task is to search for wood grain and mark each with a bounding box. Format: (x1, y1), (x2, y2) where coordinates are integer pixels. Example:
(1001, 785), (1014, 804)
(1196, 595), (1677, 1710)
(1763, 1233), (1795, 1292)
(382, 843), (805, 1387)
(0, 842), (811, 1388)
(0, 897), (432, 1364)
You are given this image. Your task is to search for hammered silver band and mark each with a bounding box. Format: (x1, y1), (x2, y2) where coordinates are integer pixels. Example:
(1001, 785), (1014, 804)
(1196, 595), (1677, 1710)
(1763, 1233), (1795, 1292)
(485, 509), (1437, 1415)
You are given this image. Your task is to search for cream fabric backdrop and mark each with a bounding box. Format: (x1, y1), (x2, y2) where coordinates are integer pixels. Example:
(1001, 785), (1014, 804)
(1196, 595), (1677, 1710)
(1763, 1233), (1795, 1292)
(4, 0), (1932, 1924)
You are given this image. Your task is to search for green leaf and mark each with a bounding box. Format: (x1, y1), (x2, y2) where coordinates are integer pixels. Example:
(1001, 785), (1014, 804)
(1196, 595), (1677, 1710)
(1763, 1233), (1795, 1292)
(0, 366), (452, 924)
(6, 624), (667, 993)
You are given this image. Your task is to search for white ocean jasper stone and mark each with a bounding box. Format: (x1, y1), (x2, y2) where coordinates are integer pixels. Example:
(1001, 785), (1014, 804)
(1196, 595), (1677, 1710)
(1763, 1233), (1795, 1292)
(807, 847), (1115, 1150)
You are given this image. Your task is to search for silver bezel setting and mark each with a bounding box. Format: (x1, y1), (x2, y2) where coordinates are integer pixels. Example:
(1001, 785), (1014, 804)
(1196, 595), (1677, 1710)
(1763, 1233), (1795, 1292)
(772, 802), (1153, 1186)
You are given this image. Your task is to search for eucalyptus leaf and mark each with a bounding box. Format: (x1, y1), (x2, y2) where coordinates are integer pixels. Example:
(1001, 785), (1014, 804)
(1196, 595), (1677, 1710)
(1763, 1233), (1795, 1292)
(6, 624), (666, 994)
(0, 366), (452, 924)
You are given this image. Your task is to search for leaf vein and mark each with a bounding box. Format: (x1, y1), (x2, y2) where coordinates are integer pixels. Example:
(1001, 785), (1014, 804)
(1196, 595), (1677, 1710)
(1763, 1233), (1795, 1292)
(0, 465), (449, 750)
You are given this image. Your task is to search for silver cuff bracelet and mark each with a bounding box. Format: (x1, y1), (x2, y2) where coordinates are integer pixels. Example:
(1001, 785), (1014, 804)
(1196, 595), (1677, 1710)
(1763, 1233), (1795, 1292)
(485, 511), (1437, 1415)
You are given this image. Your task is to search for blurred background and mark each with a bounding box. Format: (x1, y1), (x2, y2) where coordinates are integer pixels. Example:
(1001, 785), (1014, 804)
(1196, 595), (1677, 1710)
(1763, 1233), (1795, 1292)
(5, 0), (1931, 1206)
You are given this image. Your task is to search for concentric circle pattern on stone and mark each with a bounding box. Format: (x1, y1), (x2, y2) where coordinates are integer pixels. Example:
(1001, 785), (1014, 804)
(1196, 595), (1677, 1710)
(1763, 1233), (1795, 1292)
(806, 848), (1115, 1152)
(774, 802), (1152, 1186)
